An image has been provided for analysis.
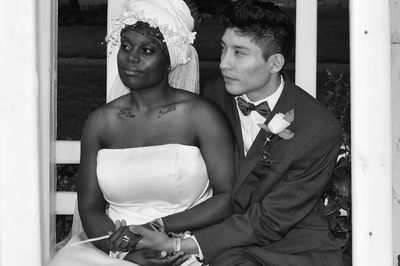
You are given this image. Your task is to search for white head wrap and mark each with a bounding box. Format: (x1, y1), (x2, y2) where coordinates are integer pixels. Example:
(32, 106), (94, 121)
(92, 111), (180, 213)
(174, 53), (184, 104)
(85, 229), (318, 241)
(106, 0), (200, 101)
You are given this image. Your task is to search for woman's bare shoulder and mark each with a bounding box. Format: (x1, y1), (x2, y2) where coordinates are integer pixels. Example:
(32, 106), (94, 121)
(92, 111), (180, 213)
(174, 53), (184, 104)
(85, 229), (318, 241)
(173, 90), (227, 126)
(173, 90), (233, 147)
(83, 95), (129, 132)
(174, 89), (216, 109)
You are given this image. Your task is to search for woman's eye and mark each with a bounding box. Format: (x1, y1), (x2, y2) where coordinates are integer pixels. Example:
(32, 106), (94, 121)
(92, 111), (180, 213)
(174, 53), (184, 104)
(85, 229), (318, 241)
(121, 44), (130, 51)
(142, 47), (154, 54)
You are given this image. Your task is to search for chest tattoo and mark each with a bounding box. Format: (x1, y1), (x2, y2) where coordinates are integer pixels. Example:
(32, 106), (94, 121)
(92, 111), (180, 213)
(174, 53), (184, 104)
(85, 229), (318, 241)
(118, 110), (136, 119)
(157, 104), (176, 118)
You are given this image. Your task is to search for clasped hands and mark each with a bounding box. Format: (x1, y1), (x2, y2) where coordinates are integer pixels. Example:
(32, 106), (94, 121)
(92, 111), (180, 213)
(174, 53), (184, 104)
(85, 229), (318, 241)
(107, 219), (190, 265)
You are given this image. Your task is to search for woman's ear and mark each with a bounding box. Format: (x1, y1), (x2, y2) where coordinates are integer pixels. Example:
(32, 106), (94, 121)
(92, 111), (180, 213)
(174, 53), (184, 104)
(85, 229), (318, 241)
(269, 53), (285, 73)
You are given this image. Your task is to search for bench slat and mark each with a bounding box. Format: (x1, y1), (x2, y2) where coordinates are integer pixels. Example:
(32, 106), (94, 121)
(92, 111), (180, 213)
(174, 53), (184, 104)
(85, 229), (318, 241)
(56, 141), (80, 164)
(56, 191), (77, 215)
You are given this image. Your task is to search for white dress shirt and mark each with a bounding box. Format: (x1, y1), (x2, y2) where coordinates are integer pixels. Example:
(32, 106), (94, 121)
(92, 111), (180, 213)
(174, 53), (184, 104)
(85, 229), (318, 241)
(236, 75), (284, 155)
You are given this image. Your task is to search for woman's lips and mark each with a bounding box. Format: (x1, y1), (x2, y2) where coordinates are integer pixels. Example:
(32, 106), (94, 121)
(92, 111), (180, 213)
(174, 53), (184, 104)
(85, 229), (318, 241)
(123, 68), (142, 75)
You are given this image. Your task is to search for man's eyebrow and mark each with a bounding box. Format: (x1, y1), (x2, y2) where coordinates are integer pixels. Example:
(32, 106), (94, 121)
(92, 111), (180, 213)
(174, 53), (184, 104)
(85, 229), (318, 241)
(221, 40), (250, 50)
(232, 44), (250, 51)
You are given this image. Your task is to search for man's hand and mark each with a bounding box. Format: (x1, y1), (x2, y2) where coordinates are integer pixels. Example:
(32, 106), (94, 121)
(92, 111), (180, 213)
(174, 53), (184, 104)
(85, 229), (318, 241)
(124, 249), (190, 266)
(129, 225), (172, 252)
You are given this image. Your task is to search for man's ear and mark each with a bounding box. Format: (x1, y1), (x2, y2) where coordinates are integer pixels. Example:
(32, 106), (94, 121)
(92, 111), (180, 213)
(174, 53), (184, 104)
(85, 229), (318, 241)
(269, 53), (285, 73)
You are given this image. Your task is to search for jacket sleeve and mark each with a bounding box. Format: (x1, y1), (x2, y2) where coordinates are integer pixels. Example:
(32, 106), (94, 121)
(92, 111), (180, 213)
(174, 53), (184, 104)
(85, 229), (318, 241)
(193, 123), (342, 263)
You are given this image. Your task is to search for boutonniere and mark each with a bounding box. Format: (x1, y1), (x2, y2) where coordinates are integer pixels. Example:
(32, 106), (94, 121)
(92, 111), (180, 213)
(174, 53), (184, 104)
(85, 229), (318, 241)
(258, 109), (295, 146)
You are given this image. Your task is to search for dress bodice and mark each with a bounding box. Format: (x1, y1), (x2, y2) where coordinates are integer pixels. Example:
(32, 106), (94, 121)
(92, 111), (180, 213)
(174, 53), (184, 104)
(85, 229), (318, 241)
(96, 144), (212, 225)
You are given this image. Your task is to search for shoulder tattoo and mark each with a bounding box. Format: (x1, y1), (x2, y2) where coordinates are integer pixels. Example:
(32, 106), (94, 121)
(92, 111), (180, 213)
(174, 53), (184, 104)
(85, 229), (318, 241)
(118, 109), (136, 119)
(157, 104), (176, 118)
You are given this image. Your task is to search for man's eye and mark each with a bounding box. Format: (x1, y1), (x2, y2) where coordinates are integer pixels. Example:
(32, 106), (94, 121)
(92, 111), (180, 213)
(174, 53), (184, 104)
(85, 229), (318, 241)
(220, 46), (227, 56)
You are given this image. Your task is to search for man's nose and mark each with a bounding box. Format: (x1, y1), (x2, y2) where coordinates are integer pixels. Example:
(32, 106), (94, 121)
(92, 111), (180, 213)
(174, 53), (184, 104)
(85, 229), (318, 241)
(219, 51), (231, 70)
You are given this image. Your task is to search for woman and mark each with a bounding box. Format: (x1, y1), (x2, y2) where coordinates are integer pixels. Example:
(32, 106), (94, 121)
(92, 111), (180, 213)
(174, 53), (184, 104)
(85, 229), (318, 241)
(49, 0), (234, 265)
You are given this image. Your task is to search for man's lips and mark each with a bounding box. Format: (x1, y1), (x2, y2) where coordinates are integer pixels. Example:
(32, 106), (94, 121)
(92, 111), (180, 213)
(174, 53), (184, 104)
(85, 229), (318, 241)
(222, 75), (236, 82)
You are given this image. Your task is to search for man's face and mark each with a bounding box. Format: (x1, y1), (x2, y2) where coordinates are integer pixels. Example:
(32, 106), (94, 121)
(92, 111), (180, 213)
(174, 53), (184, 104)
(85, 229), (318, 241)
(220, 28), (273, 100)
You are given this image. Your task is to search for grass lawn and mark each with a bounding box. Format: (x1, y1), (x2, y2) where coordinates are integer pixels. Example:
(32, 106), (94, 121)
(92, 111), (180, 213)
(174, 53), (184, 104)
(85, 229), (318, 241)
(57, 58), (106, 140)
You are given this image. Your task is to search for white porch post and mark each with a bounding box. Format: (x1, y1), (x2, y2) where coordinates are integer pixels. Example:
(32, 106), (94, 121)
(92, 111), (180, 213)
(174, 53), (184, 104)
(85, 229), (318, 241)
(295, 0), (317, 97)
(107, 0), (126, 101)
(0, 1), (44, 265)
(350, 0), (393, 265)
(38, 0), (57, 262)
(391, 0), (400, 264)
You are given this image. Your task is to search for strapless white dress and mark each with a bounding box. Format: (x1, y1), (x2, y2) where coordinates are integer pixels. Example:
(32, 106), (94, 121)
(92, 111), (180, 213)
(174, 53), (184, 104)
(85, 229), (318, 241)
(48, 144), (212, 266)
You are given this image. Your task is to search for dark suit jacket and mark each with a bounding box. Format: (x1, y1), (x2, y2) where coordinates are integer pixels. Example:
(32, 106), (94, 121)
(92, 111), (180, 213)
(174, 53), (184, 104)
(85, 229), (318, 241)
(195, 75), (343, 265)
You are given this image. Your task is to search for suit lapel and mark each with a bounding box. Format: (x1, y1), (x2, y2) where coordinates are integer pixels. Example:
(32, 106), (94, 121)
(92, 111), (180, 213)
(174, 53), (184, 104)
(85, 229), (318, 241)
(233, 77), (297, 194)
(231, 98), (244, 157)
(226, 96), (245, 163)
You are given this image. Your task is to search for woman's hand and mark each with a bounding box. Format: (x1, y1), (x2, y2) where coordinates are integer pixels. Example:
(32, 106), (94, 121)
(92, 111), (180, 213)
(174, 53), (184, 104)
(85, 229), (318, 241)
(130, 225), (173, 252)
(124, 249), (190, 266)
(108, 219), (143, 252)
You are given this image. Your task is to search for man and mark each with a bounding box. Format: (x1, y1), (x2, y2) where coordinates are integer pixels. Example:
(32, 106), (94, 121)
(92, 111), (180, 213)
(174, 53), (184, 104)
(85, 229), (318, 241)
(129, 1), (344, 265)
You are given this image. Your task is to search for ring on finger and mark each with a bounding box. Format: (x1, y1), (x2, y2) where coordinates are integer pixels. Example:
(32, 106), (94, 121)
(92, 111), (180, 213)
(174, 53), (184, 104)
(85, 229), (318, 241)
(122, 235), (131, 243)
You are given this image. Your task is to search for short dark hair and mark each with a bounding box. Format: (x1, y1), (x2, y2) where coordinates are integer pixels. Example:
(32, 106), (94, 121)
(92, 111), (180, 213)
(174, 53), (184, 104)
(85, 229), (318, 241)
(220, 0), (294, 62)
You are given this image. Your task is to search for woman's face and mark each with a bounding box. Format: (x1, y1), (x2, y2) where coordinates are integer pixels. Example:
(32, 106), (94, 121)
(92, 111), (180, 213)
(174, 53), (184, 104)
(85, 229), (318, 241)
(117, 30), (170, 90)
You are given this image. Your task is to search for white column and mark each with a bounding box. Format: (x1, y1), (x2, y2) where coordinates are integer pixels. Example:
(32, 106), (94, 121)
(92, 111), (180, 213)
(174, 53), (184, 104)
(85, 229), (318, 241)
(350, 0), (392, 265)
(38, 0), (57, 262)
(295, 0), (317, 97)
(391, 0), (400, 264)
(106, 0), (126, 102)
(0, 1), (43, 265)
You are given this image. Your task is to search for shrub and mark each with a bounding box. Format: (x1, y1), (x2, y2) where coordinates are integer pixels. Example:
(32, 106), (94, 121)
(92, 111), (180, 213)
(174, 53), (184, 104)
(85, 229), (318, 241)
(319, 69), (351, 264)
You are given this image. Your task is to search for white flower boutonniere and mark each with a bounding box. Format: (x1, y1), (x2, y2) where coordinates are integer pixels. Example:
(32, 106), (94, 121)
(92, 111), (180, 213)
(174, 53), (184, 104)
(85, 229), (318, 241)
(258, 109), (295, 146)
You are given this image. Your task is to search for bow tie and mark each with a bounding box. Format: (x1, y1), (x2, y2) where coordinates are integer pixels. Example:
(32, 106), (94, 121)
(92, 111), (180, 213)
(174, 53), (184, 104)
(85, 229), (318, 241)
(236, 97), (271, 117)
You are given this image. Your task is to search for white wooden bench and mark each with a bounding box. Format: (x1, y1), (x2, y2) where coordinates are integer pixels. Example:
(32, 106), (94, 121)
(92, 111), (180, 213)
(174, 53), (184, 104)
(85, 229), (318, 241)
(55, 140), (80, 215)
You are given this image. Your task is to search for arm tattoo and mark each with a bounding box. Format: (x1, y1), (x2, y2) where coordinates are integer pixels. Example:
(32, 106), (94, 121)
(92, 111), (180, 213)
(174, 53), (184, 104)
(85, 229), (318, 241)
(118, 110), (136, 119)
(157, 104), (176, 118)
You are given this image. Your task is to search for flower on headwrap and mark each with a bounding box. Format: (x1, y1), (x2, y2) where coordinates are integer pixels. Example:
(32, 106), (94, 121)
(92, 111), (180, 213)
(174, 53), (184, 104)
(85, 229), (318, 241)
(122, 11), (140, 25)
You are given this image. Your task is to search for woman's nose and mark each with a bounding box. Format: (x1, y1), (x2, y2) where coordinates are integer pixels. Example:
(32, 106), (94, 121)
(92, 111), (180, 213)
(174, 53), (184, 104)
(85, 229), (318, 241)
(127, 52), (140, 63)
